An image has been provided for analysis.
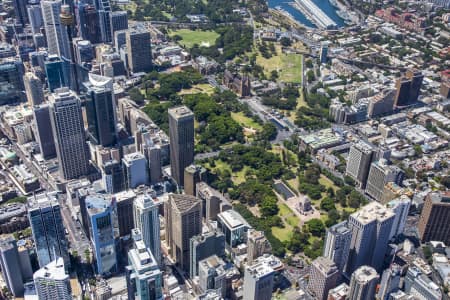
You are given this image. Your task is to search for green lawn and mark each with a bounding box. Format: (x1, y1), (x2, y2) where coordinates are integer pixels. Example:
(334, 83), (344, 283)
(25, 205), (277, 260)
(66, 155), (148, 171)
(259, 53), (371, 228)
(256, 46), (303, 83)
(319, 175), (339, 192)
(169, 29), (219, 48)
(179, 83), (215, 96)
(272, 226), (293, 242)
(230, 112), (263, 131)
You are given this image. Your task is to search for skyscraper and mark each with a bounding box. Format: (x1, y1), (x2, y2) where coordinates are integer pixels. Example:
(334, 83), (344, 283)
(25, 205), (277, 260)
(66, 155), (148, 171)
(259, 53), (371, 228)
(189, 226), (225, 278)
(198, 255), (228, 295)
(110, 11), (128, 37)
(126, 27), (152, 74)
(28, 192), (70, 268)
(346, 202), (395, 274)
(33, 104), (57, 159)
(95, 0), (113, 43)
(348, 266), (379, 300)
(45, 55), (71, 92)
(125, 230), (162, 300)
(168, 106), (194, 187)
(377, 264), (401, 300)
(394, 69), (424, 107)
(320, 41), (329, 64)
(76, 2), (101, 44)
(307, 256), (341, 300)
(101, 160), (125, 193)
(345, 141), (375, 189)
(323, 221), (351, 274)
(122, 152), (148, 188)
(13, 0), (29, 26)
(0, 58), (25, 104)
(386, 195), (411, 240)
(0, 237), (25, 297)
(365, 159), (404, 201)
(49, 87), (89, 180)
(24, 72), (44, 106)
(133, 193), (161, 265)
(418, 191), (450, 245)
(27, 4), (44, 34)
(115, 190), (136, 238)
(184, 164), (206, 196)
(84, 73), (117, 147)
(41, 0), (71, 59)
(86, 194), (117, 275)
(33, 257), (71, 300)
(247, 229), (272, 264)
(243, 261), (274, 300)
(165, 193), (202, 272)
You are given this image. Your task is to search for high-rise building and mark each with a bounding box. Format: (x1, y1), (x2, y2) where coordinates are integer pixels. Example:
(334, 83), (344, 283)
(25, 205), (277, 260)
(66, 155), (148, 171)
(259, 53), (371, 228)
(198, 255), (228, 295)
(73, 39), (94, 64)
(33, 104), (57, 159)
(217, 210), (251, 248)
(408, 272), (442, 300)
(196, 182), (229, 221)
(84, 73), (117, 147)
(34, 257), (71, 300)
(323, 221), (351, 274)
(365, 159), (404, 201)
(125, 230), (163, 300)
(44, 55), (71, 92)
(122, 152), (148, 188)
(189, 226), (225, 278)
(24, 72), (44, 106)
(184, 164), (206, 196)
(95, 0), (113, 43)
(115, 190), (136, 237)
(418, 191), (450, 245)
(76, 2), (101, 44)
(147, 145), (162, 185)
(28, 192), (70, 268)
(307, 256), (341, 300)
(0, 58), (25, 104)
(345, 141), (375, 189)
(165, 193), (202, 272)
(110, 11), (128, 37)
(86, 194), (117, 275)
(377, 264), (401, 300)
(101, 160), (125, 193)
(41, 0), (71, 59)
(320, 41), (329, 64)
(13, 0), (29, 25)
(328, 283), (350, 300)
(133, 193), (161, 265)
(0, 237), (25, 297)
(386, 195), (411, 240)
(346, 202), (395, 274)
(247, 229), (272, 264)
(168, 106), (194, 187)
(27, 4), (44, 34)
(348, 266), (379, 300)
(126, 27), (152, 74)
(49, 87), (89, 180)
(243, 261), (274, 300)
(394, 69), (424, 107)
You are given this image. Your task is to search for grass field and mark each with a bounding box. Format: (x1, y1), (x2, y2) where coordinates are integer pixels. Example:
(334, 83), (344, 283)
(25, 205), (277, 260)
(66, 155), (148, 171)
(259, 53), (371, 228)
(231, 112), (263, 131)
(179, 83), (215, 95)
(272, 227), (293, 242)
(319, 175), (339, 192)
(169, 29), (219, 48)
(256, 46), (303, 83)
(272, 202), (300, 241)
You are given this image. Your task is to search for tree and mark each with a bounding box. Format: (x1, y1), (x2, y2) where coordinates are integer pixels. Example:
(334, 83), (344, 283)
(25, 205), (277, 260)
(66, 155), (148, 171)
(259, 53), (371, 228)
(280, 37), (292, 47)
(306, 219), (325, 237)
(270, 70), (279, 81)
(260, 196), (279, 217)
(348, 190), (364, 209)
(441, 176), (450, 189)
(129, 87), (145, 104)
(259, 123), (277, 141)
(306, 70), (315, 83)
(320, 197), (335, 211)
(325, 209), (340, 227)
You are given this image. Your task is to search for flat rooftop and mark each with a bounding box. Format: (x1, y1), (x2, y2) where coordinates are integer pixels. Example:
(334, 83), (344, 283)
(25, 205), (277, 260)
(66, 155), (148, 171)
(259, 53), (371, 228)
(218, 210), (249, 229)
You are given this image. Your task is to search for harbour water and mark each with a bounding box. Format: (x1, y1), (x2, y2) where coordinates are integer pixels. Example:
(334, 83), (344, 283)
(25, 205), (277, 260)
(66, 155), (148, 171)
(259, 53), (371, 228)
(269, 0), (345, 28)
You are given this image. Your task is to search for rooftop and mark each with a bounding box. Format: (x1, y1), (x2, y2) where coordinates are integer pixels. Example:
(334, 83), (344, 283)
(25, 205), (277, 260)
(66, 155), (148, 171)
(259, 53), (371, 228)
(33, 257), (68, 281)
(218, 210), (250, 229)
(350, 202), (395, 225)
(169, 193), (201, 213)
(168, 105), (194, 119)
(353, 265), (378, 283)
(246, 261), (274, 279)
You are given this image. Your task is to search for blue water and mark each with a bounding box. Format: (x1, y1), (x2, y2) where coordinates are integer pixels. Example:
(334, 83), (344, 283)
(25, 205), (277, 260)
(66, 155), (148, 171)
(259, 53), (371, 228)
(268, 0), (345, 28)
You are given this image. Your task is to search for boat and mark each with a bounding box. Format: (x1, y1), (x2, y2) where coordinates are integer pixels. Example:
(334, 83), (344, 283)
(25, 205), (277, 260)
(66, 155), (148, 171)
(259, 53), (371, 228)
(329, 0), (340, 8)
